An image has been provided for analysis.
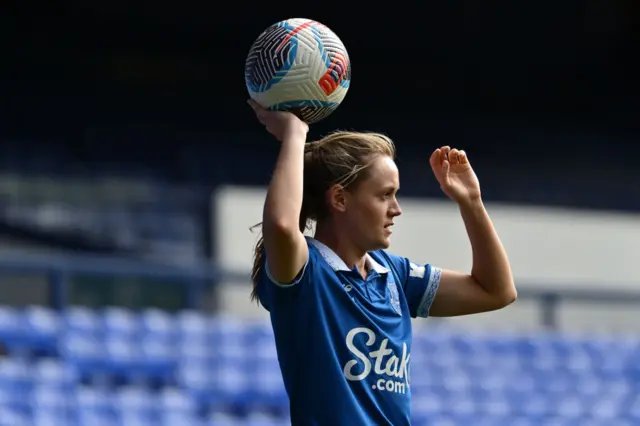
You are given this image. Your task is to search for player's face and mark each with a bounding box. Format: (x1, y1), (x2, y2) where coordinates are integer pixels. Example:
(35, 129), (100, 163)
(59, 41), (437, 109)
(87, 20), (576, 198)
(344, 156), (402, 251)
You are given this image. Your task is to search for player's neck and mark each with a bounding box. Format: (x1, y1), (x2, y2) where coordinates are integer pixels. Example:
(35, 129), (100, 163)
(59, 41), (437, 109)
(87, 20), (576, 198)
(314, 226), (368, 276)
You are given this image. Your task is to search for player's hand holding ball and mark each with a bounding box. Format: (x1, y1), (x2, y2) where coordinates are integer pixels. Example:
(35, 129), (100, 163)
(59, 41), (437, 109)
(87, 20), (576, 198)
(248, 99), (309, 143)
(430, 146), (482, 205)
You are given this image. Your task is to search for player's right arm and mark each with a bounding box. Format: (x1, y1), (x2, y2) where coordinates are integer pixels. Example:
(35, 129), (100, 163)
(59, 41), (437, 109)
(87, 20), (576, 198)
(249, 100), (309, 285)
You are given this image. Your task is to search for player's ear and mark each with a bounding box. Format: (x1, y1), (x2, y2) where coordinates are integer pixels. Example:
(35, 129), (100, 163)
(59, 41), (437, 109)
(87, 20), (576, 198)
(328, 184), (347, 213)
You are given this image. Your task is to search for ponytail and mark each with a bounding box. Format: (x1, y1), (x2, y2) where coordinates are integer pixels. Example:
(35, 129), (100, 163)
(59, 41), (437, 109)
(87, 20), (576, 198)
(250, 233), (265, 303)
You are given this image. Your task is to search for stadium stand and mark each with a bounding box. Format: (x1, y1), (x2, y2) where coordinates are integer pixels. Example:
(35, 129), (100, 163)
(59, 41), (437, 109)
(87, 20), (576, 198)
(0, 305), (639, 426)
(0, 172), (207, 265)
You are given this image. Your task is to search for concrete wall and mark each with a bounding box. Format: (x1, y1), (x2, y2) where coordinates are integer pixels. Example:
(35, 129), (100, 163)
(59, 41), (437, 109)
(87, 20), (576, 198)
(212, 186), (640, 333)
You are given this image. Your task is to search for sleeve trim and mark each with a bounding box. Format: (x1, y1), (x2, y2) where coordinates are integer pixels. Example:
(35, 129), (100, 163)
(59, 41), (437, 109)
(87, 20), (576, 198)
(416, 266), (442, 318)
(265, 258), (309, 288)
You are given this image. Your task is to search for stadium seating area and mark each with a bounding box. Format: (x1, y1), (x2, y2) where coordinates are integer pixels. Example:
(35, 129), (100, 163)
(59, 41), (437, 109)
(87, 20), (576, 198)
(0, 174), (207, 264)
(0, 306), (639, 426)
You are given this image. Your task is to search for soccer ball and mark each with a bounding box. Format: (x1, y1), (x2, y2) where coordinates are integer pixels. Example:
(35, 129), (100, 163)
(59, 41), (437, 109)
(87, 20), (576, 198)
(245, 18), (351, 124)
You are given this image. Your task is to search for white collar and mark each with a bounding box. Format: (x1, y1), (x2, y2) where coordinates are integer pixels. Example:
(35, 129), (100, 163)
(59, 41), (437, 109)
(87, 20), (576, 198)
(308, 237), (389, 274)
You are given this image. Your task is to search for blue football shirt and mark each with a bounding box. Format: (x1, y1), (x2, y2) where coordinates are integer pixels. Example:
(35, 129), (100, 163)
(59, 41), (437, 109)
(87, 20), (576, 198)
(257, 237), (442, 426)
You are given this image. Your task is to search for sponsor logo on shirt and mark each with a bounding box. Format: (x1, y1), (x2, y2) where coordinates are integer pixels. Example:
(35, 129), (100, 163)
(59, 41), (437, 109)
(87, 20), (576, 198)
(343, 327), (410, 395)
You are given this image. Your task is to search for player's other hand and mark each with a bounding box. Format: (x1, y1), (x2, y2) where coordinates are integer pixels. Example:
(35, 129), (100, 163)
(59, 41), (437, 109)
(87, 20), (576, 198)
(429, 146), (481, 205)
(248, 99), (309, 143)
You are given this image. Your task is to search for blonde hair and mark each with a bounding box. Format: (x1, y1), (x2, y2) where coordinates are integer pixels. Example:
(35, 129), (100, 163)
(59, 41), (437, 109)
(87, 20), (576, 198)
(250, 131), (396, 302)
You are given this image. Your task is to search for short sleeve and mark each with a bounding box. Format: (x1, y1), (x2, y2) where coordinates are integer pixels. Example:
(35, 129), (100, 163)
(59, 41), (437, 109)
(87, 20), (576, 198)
(256, 244), (312, 311)
(381, 252), (442, 318)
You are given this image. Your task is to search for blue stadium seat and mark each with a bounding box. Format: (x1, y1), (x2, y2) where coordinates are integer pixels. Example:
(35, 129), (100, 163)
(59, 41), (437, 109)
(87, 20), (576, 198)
(0, 306), (22, 341)
(176, 311), (209, 343)
(75, 409), (116, 426)
(33, 358), (77, 389)
(60, 332), (105, 372)
(243, 412), (290, 426)
(0, 358), (33, 393)
(139, 309), (177, 342)
(64, 307), (102, 337)
(32, 410), (71, 426)
(176, 361), (212, 396)
(206, 414), (239, 426)
(114, 386), (157, 416)
(160, 411), (204, 426)
(140, 334), (176, 366)
(22, 307), (61, 352)
(102, 308), (139, 340)
(5, 306), (640, 425)
(0, 306), (60, 355)
(0, 406), (31, 426)
(158, 388), (197, 415)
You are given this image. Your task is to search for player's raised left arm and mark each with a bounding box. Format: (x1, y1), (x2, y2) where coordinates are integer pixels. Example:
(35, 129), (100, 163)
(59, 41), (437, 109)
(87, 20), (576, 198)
(427, 146), (516, 317)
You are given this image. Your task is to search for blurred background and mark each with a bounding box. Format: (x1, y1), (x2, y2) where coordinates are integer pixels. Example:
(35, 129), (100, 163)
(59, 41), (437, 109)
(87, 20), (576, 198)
(1, 1), (639, 425)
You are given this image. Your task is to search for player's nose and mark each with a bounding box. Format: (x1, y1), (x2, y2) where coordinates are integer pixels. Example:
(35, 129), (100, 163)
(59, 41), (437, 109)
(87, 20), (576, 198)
(390, 200), (402, 217)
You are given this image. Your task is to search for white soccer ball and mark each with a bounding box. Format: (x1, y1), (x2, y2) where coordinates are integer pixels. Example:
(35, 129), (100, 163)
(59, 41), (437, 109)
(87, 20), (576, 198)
(245, 18), (351, 124)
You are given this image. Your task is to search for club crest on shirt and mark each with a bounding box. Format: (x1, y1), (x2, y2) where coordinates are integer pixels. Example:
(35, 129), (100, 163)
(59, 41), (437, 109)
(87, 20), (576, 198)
(387, 279), (402, 316)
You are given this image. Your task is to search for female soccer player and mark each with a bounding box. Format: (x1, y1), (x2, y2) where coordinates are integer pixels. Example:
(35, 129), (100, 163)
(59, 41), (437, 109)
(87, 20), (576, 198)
(248, 100), (516, 426)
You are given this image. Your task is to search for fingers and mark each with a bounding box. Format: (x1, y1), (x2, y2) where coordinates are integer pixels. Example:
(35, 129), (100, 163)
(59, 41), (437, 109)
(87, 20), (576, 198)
(442, 158), (450, 174)
(431, 146), (469, 167)
(430, 146), (449, 166)
(449, 149), (469, 165)
(429, 148), (441, 170)
(449, 148), (469, 164)
(449, 149), (461, 165)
